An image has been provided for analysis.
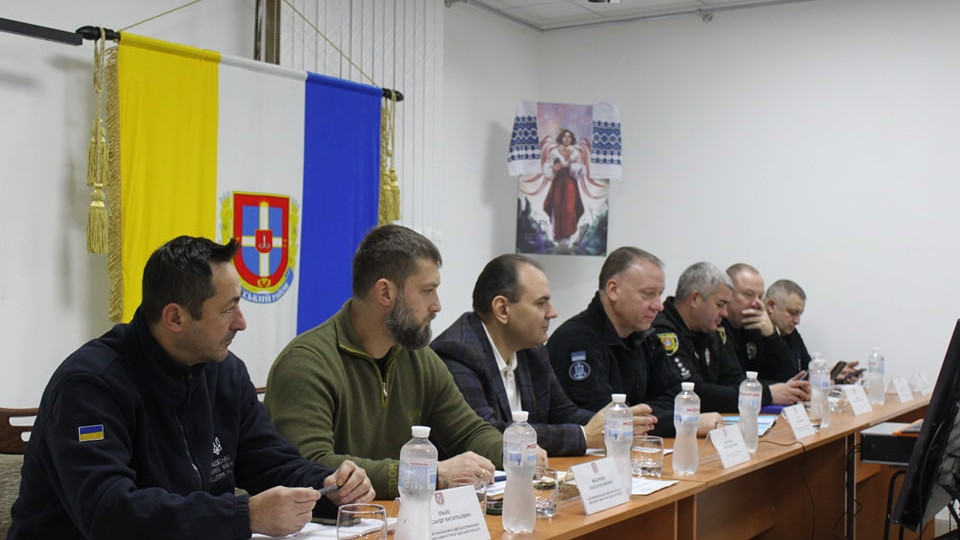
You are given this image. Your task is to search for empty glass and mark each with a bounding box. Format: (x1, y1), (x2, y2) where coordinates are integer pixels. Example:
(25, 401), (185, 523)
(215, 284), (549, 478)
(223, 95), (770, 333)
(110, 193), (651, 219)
(336, 503), (388, 540)
(445, 476), (487, 512)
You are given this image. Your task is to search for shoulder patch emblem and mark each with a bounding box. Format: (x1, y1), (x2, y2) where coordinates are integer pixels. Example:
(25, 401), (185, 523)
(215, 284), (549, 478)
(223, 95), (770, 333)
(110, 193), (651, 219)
(658, 333), (679, 355)
(78, 424), (105, 442)
(717, 326), (727, 345)
(569, 351), (590, 381)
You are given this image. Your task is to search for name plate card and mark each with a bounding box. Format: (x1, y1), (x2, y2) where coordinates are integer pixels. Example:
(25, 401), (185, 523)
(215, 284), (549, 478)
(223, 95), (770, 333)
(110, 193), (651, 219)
(569, 457), (630, 515)
(892, 378), (914, 403)
(843, 385), (874, 415)
(708, 424), (751, 468)
(431, 485), (490, 540)
(783, 403), (817, 440)
(913, 373), (933, 396)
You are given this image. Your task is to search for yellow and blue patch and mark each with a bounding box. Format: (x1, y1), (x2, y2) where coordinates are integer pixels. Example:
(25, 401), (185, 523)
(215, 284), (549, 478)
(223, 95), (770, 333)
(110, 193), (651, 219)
(78, 424), (105, 442)
(658, 333), (679, 355)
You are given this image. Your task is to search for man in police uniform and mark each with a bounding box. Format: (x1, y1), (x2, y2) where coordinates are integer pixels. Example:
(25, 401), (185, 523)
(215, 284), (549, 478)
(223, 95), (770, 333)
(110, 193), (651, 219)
(764, 279), (861, 384)
(546, 247), (721, 436)
(652, 262), (808, 412)
(721, 263), (797, 382)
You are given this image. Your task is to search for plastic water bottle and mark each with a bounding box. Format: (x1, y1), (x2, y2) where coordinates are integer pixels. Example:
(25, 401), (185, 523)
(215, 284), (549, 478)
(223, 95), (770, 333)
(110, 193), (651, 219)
(396, 425), (437, 540)
(738, 371), (762, 452)
(809, 355), (832, 430)
(867, 347), (886, 405)
(672, 382), (700, 475)
(503, 411), (537, 533)
(604, 393), (634, 495)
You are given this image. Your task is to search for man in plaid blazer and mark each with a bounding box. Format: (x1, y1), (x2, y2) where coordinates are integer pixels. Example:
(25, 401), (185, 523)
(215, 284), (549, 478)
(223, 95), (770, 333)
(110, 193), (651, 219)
(431, 254), (655, 456)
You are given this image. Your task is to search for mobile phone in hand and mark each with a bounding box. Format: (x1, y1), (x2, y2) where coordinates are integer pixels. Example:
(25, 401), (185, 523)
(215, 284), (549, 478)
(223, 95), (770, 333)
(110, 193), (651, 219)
(830, 361), (848, 381)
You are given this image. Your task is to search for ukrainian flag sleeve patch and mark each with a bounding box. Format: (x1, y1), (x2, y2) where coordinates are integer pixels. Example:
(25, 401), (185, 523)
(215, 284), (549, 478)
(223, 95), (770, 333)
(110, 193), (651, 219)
(78, 424), (105, 442)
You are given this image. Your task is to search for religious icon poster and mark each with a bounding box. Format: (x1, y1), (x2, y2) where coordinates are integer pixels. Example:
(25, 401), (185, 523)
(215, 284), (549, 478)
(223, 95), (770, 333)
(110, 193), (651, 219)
(508, 101), (621, 256)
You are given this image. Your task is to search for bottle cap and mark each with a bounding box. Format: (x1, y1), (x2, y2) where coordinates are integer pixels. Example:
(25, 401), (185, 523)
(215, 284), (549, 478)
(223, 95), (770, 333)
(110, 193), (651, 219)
(746, 371), (758, 379)
(611, 393), (627, 403)
(511, 410), (529, 422)
(681, 382), (695, 391)
(411, 425), (431, 438)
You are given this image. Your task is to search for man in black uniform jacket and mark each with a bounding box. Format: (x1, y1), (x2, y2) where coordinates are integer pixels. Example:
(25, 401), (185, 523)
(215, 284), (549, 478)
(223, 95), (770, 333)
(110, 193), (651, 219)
(721, 263), (798, 382)
(764, 279), (861, 384)
(546, 247), (721, 436)
(653, 262), (808, 413)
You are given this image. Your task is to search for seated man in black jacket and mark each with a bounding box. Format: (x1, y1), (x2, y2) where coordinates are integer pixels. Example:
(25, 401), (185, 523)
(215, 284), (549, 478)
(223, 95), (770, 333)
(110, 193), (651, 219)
(765, 279), (861, 384)
(432, 254), (656, 455)
(546, 247), (721, 436)
(721, 263), (798, 382)
(8, 236), (374, 540)
(653, 262), (808, 413)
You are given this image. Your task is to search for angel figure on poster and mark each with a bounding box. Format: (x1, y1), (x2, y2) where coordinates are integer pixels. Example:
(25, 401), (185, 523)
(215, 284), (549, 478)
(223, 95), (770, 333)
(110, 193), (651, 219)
(542, 128), (589, 244)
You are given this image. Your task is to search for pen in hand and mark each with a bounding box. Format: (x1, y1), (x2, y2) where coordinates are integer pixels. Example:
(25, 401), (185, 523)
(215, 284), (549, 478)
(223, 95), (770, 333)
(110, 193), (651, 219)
(317, 483), (340, 496)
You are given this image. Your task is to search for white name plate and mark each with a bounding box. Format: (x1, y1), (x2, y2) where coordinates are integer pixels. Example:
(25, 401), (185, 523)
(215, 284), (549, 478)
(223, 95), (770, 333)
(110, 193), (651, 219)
(892, 377), (914, 403)
(783, 403), (817, 440)
(431, 485), (490, 540)
(843, 385), (873, 415)
(708, 424), (751, 468)
(569, 457), (630, 515)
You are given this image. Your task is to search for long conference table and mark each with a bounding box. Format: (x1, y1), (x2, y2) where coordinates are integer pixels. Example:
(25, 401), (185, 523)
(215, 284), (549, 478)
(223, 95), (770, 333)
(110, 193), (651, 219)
(385, 395), (932, 539)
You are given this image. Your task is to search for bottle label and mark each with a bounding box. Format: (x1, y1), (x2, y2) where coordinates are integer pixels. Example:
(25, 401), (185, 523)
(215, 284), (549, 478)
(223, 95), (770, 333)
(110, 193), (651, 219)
(504, 441), (538, 467)
(738, 391), (761, 408)
(398, 460), (435, 490)
(604, 419), (634, 441)
(674, 405), (700, 424)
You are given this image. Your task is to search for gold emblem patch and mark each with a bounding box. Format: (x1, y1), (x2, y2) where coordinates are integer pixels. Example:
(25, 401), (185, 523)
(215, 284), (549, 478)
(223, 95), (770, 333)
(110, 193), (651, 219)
(658, 333), (679, 355)
(717, 326), (727, 345)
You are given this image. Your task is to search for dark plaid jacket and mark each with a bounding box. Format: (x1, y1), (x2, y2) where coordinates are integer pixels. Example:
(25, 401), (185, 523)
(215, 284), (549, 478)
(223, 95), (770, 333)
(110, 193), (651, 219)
(431, 312), (594, 456)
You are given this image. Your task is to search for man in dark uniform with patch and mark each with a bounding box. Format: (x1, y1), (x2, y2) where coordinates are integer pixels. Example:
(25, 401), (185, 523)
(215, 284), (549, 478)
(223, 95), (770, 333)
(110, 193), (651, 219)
(653, 262), (809, 413)
(546, 247), (721, 436)
(721, 263), (797, 382)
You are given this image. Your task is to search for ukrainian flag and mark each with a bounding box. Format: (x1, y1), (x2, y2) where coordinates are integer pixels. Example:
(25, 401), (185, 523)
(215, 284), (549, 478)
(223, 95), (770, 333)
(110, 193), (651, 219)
(78, 424), (105, 442)
(109, 34), (380, 383)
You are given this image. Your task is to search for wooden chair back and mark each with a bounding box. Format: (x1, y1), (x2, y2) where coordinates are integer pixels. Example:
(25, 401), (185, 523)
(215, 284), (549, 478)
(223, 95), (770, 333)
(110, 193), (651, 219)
(0, 407), (38, 455)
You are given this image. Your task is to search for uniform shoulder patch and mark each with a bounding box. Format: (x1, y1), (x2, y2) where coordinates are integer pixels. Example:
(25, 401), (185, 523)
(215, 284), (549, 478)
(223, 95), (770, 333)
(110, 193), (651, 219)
(657, 333), (679, 355)
(78, 424), (105, 442)
(568, 351), (590, 381)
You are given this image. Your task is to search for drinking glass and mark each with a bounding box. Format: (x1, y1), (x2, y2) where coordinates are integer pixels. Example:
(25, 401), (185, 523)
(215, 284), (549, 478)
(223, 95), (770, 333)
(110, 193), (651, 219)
(533, 466), (559, 518)
(631, 435), (664, 478)
(446, 476), (487, 512)
(337, 503), (387, 540)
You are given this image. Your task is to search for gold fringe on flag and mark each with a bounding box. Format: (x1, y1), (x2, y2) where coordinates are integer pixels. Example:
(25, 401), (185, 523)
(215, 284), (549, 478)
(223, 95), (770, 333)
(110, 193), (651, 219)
(103, 43), (123, 321)
(86, 29), (111, 254)
(378, 90), (400, 224)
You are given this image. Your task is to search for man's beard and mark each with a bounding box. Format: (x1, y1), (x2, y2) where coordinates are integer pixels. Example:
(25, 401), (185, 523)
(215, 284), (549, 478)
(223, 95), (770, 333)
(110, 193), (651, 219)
(385, 295), (432, 349)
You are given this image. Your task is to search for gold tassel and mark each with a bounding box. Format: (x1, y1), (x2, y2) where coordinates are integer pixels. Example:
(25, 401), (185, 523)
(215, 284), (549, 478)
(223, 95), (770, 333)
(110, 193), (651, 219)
(87, 186), (108, 253)
(86, 29), (110, 254)
(379, 90), (400, 224)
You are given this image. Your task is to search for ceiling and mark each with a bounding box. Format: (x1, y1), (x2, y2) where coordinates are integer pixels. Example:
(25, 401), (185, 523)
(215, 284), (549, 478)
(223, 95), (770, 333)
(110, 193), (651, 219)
(446, 0), (824, 32)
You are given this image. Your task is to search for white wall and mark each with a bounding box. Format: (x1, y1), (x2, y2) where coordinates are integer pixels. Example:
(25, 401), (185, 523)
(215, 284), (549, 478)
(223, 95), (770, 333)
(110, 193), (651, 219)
(438, 0), (960, 388)
(3, 0), (957, 407)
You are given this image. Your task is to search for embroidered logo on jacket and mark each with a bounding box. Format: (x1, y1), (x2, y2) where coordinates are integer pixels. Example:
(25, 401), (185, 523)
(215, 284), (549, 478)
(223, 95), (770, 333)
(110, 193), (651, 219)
(657, 333), (679, 355)
(746, 342), (758, 360)
(78, 424), (105, 442)
(717, 326), (727, 345)
(569, 351), (590, 381)
(210, 436), (234, 484)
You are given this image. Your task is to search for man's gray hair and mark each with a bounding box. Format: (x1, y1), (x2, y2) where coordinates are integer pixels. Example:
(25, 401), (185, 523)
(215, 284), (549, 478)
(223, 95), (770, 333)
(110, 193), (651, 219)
(765, 279), (807, 302)
(676, 262), (733, 301)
